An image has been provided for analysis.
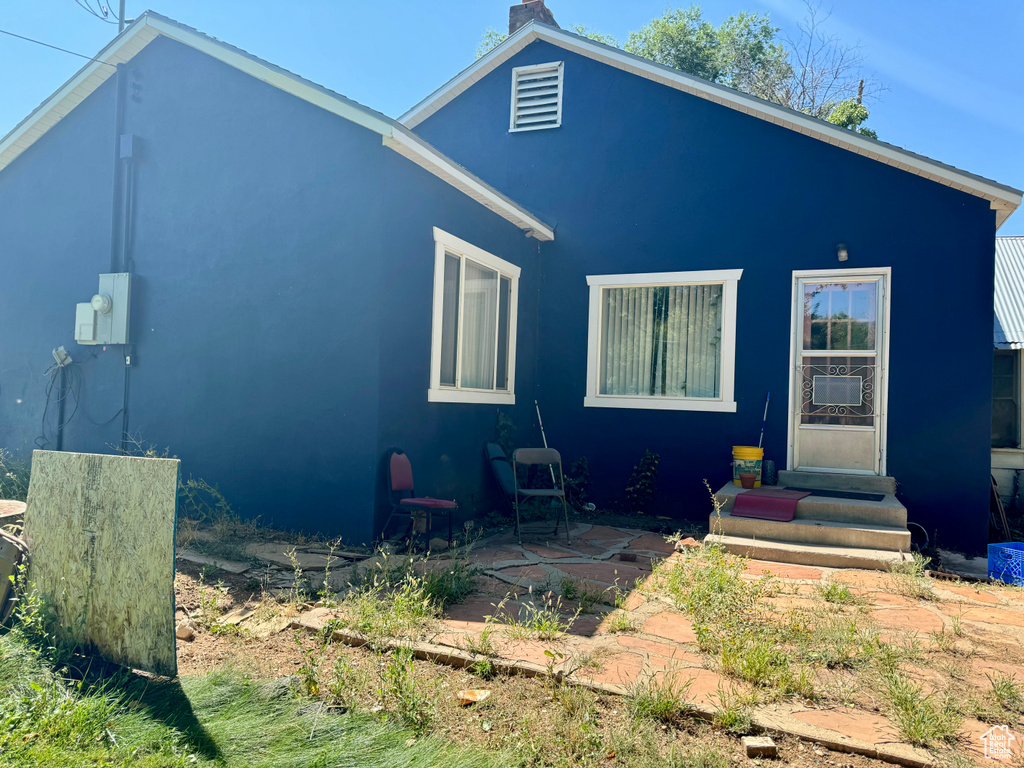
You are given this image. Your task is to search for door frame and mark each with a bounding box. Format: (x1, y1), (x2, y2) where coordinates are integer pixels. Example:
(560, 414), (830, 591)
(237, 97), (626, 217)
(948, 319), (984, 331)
(786, 267), (892, 475)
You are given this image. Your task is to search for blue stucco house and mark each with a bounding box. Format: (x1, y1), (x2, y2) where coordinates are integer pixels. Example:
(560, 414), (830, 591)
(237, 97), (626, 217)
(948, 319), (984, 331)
(1, 7), (1020, 556)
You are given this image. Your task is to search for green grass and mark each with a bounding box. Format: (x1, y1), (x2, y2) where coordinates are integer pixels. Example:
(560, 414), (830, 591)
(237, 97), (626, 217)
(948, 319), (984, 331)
(880, 669), (962, 747)
(501, 593), (577, 640)
(0, 449), (29, 502)
(817, 581), (856, 605)
(626, 671), (692, 724)
(0, 630), (501, 768)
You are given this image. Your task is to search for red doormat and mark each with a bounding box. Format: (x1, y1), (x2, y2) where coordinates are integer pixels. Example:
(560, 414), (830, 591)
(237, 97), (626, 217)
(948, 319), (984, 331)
(731, 488), (812, 522)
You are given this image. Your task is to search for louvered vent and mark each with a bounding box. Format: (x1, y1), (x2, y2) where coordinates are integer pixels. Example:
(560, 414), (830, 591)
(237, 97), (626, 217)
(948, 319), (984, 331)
(510, 62), (563, 132)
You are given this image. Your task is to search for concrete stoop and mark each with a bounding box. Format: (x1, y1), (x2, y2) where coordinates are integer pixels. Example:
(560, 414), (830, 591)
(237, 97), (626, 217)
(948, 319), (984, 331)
(707, 471), (911, 571)
(705, 533), (906, 571)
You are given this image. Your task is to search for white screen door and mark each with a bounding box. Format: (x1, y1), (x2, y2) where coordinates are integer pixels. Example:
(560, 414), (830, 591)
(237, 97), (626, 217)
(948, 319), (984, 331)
(790, 270), (889, 475)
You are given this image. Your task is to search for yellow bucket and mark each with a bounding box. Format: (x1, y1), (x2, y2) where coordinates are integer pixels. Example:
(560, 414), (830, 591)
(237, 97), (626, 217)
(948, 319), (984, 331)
(732, 446), (764, 487)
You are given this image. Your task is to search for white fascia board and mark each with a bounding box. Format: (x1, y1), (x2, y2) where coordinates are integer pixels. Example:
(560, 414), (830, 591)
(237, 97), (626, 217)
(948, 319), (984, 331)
(143, 16), (395, 137)
(0, 13), (551, 242)
(384, 130), (554, 241)
(400, 26), (539, 128)
(0, 23), (158, 173)
(400, 23), (1021, 227)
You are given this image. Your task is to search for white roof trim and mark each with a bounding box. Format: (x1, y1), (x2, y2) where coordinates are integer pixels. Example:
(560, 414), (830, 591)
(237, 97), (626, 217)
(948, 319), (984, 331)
(0, 12), (553, 242)
(384, 128), (553, 240)
(401, 22), (1021, 229)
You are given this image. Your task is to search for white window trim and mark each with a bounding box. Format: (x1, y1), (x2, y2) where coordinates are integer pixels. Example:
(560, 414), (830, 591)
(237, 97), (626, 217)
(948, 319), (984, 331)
(509, 61), (564, 133)
(429, 227), (520, 405)
(584, 269), (742, 412)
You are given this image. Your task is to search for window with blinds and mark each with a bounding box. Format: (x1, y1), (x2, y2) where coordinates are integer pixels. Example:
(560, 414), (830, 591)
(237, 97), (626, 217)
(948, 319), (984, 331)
(510, 62), (563, 132)
(584, 270), (743, 412)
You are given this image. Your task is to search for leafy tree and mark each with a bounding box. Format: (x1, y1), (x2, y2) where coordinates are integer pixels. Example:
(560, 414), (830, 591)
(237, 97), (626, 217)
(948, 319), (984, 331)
(826, 98), (877, 139)
(477, 24), (619, 59)
(475, 1), (881, 135)
(624, 7), (789, 98)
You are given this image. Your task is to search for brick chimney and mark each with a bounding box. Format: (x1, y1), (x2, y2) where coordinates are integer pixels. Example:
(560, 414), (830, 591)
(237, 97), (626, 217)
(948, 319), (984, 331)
(509, 0), (559, 35)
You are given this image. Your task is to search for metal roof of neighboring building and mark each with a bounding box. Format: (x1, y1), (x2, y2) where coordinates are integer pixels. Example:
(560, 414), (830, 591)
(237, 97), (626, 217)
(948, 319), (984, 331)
(995, 237), (1024, 349)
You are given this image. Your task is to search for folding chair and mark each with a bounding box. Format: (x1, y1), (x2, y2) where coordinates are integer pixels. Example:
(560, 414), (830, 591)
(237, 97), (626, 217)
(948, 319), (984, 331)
(384, 448), (455, 548)
(512, 447), (571, 546)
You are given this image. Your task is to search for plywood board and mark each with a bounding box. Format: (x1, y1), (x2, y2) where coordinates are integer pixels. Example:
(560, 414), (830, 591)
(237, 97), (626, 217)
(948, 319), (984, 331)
(23, 450), (179, 676)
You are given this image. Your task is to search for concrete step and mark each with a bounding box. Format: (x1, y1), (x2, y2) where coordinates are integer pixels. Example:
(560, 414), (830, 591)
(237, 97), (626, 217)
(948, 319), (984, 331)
(709, 512), (911, 551)
(715, 483), (907, 527)
(705, 533), (907, 571)
(777, 470), (896, 496)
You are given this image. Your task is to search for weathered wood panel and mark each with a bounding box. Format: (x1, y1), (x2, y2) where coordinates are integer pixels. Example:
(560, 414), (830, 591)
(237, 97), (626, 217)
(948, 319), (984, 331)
(23, 450), (179, 676)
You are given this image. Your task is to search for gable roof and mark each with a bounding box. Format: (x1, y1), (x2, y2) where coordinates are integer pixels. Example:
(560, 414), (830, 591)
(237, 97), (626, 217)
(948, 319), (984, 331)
(401, 22), (1021, 229)
(0, 12), (554, 241)
(995, 237), (1024, 349)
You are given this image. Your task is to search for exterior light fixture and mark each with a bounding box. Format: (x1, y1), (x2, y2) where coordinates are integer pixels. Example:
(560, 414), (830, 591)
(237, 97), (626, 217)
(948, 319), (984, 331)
(836, 243), (849, 262)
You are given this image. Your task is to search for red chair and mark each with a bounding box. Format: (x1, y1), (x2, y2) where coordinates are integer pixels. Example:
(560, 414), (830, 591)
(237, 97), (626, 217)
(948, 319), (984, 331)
(384, 448), (455, 547)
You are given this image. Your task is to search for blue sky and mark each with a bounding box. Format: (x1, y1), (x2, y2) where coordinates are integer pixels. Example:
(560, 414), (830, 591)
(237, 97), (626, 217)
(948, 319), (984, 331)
(2, 0), (1022, 232)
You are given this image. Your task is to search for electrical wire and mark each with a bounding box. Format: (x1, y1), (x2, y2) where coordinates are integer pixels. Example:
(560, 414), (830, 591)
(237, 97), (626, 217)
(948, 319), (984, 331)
(73, 0), (119, 25)
(34, 359), (123, 449)
(0, 28), (118, 66)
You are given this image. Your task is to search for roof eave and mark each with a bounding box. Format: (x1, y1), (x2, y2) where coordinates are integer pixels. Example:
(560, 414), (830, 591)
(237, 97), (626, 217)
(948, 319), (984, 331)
(0, 11), (553, 242)
(400, 21), (1021, 227)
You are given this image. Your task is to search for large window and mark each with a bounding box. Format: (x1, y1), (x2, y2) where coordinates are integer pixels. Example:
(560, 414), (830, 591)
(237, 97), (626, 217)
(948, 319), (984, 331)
(584, 270), (742, 412)
(429, 228), (519, 404)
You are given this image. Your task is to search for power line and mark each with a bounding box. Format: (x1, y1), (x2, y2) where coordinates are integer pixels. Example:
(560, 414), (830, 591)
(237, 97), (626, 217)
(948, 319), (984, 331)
(74, 0), (119, 25)
(0, 27), (116, 67)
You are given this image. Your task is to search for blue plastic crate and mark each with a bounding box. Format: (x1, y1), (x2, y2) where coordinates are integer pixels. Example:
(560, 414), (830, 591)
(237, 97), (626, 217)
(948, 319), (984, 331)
(988, 542), (1024, 586)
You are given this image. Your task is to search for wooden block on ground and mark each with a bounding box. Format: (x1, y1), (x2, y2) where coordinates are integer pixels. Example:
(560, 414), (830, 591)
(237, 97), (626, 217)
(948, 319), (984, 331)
(23, 450), (179, 676)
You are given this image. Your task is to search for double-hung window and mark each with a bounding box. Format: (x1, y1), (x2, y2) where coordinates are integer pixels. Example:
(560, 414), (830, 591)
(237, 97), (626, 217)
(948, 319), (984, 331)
(584, 269), (742, 412)
(429, 228), (519, 405)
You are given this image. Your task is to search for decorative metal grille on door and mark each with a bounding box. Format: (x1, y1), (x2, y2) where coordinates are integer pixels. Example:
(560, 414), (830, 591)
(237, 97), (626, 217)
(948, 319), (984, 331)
(799, 360), (876, 425)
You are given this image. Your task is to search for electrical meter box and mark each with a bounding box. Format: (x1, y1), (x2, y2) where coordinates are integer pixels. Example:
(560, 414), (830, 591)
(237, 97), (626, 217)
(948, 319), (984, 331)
(75, 273), (131, 345)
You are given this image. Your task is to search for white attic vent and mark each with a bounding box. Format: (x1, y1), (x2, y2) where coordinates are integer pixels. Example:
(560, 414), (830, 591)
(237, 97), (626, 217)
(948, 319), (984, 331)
(510, 62), (564, 132)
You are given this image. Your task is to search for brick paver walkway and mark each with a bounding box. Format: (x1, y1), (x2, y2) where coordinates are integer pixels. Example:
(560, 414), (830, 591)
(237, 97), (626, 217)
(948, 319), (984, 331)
(429, 523), (1024, 767)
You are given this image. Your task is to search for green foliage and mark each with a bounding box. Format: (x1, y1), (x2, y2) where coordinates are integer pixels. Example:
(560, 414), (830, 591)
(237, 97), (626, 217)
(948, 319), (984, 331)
(477, 3), (882, 133)
(476, 27), (507, 59)
(624, 450), (660, 514)
(625, 6), (789, 98)
(0, 630), (497, 767)
(294, 631), (324, 697)
(327, 655), (361, 710)
(888, 552), (931, 578)
(477, 24), (621, 59)
(710, 684), (754, 735)
(420, 546), (479, 610)
(605, 611), (637, 633)
(568, 24), (619, 47)
(8, 565), (70, 663)
(380, 647), (433, 734)
(826, 98), (877, 138)
(986, 672), (1024, 717)
(817, 580), (855, 604)
(626, 670), (692, 724)
(500, 592), (577, 640)
(564, 456), (591, 510)
(880, 670), (962, 747)
(0, 449), (30, 502)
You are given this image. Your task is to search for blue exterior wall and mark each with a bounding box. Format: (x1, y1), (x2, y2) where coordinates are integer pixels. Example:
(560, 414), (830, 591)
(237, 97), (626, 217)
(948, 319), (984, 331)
(374, 153), (541, 535)
(0, 36), (537, 544)
(413, 40), (998, 554)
